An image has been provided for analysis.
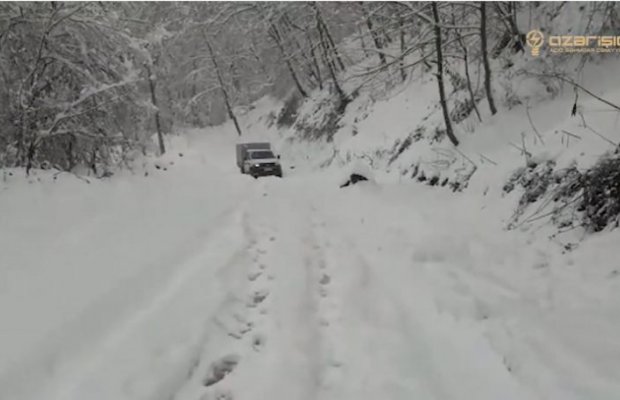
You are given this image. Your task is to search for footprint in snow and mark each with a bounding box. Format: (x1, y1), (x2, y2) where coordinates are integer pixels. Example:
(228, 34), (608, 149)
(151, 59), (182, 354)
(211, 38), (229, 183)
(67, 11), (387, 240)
(237, 321), (253, 337)
(248, 271), (261, 281)
(215, 391), (233, 400)
(252, 333), (266, 351)
(248, 290), (269, 308)
(201, 389), (234, 400)
(203, 355), (240, 387)
(319, 274), (331, 285)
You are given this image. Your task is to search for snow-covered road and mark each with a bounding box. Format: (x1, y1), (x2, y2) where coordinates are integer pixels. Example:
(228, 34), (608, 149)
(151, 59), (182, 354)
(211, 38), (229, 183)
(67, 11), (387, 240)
(2, 133), (619, 400)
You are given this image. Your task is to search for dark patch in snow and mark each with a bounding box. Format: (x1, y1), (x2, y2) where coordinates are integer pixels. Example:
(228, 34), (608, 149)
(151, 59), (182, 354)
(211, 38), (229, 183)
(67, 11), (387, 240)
(388, 135), (413, 165)
(252, 333), (265, 351)
(248, 290), (269, 307)
(339, 173), (368, 188)
(203, 355), (240, 387)
(248, 272), (261, 282)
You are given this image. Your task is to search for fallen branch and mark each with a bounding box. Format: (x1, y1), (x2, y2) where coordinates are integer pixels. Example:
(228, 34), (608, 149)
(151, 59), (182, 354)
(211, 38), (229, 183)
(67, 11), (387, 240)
(509, 141), (532, 159)
(560, 129), (582, 140)
(478, 153), (498, 165)
(578, 112), (618, 147)
(525, 104), (545, 144)
(528, 72), (620, 112)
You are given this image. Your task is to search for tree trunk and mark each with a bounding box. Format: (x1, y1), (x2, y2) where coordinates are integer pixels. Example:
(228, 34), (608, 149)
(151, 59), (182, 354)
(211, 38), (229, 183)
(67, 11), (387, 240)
(399, 14), (406, 82)
(501, 3), (521, 39)
(360, 2), (386, 65)
(25, 137), (36, 176)
(323, 22), (345, 72)
(480, 2), (497, 115)
(432, 2), (459, 146)
(312, 2), (345, 72)
(90, 145), (98, 176)
(270, 24), (308, 98)
(308, 33), (323, 90)
(453, 9), (481, 122)
(509, 2), (524, 51)
(66, 134), (76, 171)
(462, 40), (482, 122)
(358, 25), (368, 57)
(205, 37), (242, 136)
(316, 15), (348, 108)
(145, 62), (166, 155)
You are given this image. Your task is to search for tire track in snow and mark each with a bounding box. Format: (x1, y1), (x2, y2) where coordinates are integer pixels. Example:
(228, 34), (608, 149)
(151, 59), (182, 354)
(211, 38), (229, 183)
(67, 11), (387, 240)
(176, 205), (282, 400)
(307, 211), (346, 400)
(219, 185), (326, 400)
(7, 202), (250, 400)
(42, 205), (256, 400)
(319, 213), (538, 400)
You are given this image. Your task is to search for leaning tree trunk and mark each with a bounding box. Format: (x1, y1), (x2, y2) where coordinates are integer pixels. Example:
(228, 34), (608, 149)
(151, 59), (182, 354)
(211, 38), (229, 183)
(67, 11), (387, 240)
(453, 6), (481, 122)
(145, 62), (165, 155)
(316, 12), (348, 108)
(269, 24), (308, 98)
(358, 25), (368, 57)
(205, 37), (242, 136)
(312, 2), (346, 72)
(480, 2), (497, 115)
(399, 13), (407, 82)
(360, 2), (386, 66)
(432, 2), (459, 146)
(460, 34), (482, 122)
(308, 33), (323, 90)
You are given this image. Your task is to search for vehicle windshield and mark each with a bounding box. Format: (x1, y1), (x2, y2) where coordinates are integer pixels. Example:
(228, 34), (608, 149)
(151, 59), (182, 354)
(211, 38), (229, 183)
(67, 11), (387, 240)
(249, 151), (274, 160)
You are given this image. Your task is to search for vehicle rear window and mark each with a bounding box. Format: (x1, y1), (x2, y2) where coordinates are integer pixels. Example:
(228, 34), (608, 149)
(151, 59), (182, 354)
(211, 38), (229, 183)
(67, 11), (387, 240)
(250, 151), (274, 159)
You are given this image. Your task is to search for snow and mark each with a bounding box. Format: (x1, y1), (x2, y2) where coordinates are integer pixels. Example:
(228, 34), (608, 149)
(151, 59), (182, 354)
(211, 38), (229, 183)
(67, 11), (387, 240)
(2, 31), (620, 400)
(2, 122), (619, 400)
(0, 159), (253, 400)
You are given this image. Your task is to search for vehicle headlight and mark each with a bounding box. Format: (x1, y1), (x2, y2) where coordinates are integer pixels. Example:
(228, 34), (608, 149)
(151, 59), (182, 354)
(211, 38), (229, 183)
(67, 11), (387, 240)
(254, 164), (260, 167)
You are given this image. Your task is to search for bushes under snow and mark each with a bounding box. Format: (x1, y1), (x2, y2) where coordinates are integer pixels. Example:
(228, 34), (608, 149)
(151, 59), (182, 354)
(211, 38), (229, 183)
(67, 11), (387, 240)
(505, 151), (620, 233)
